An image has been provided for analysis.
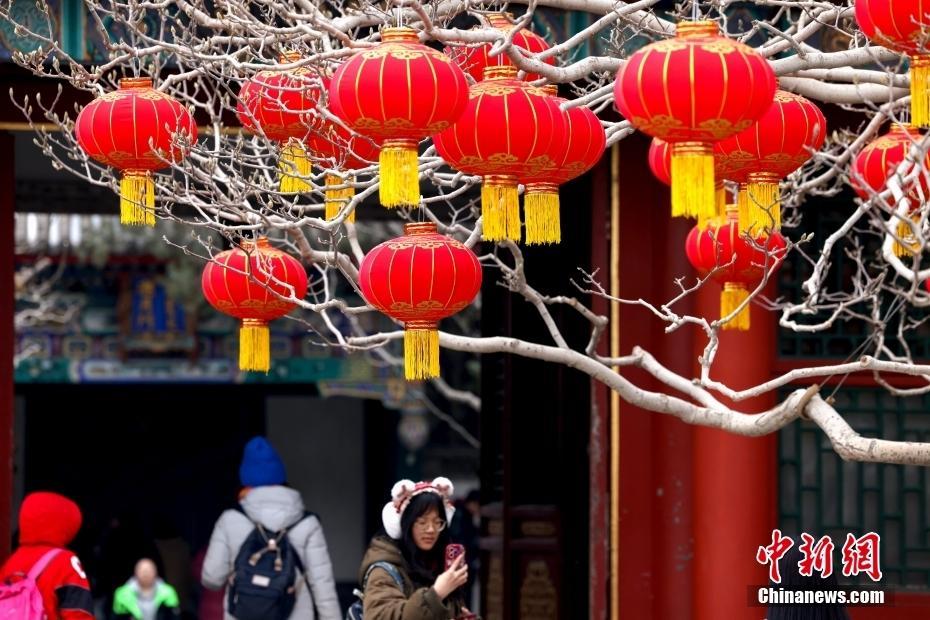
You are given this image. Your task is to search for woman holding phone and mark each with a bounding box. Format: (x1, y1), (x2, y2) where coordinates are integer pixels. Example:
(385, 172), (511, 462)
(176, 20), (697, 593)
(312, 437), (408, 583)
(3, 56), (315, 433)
(357, 477), (471, 619)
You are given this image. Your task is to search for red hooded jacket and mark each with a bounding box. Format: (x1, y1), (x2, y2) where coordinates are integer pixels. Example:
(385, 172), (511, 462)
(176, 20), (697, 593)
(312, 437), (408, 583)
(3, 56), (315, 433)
(0, 492), (94, 620)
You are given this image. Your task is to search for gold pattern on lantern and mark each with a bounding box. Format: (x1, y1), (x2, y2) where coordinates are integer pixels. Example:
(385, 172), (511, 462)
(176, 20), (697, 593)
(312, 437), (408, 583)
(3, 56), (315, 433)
(868, 136), (906, 151)
(723, 151), (755, 170)
(459, 156), (488, 168)
(475, 85), (519, 97)
(760, 153), (799, 166)
(137, 91), (169, 101)
(699, 118), (753, 139)
(484, 153), (519, 165)
(633, 114), (684, 135)
(389, 49), (427, 60)
(386, 240), (448, 250)
(384, 118), (416, 129)
(773, 91), (799, 102)
(698, 41), (737, 55)
(526, 155), (557, 173)
(352, 118), (382, 130)
(650, 40), (689, 53)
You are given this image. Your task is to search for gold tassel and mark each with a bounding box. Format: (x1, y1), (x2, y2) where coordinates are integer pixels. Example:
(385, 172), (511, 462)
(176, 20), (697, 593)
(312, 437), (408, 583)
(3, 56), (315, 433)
(324, 174), (356, 222)
(279, 141), (312, 193)
(911, 56), (930, 129)
(379, 138), (420, 208)
(671, 142), (716, 221)
(699, 182), (727, 228)
(119, 171), (155, 227)
(720, 282), (751, 331)
(893, 216), (921, 257)
(239, 319), (271, 373)
(737, 185), (750, 233)
(482, 175), (521, 242)
(746, 172), (781, 234)
(524, 183), (561, 245)
(404, 322), (440, 380)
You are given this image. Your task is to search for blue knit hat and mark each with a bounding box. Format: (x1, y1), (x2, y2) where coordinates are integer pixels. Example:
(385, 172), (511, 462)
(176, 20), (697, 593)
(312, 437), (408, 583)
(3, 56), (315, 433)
(239, 437), (287, 487)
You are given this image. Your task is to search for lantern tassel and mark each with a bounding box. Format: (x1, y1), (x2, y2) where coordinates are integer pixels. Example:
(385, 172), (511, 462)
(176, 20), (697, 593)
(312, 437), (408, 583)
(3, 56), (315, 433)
(738, 185), (754, 234)
(720, 282), (751, 331)
(120, 171), (155, 227)
(746, 174), (781, 234)
(893, 216), (921, 257)
(279, 141), (312, 193)
(239, 320), (271, 373)
(325, 174), (356, 222)
(699, 183), (727, 228)
(524, 184), (561, 245)
(912, 56), (930, 129)
(671, 142), (716, 221)
(404, 323), (440, 380)
(482, 176), (521, 242)
(380, 139), (420, 208)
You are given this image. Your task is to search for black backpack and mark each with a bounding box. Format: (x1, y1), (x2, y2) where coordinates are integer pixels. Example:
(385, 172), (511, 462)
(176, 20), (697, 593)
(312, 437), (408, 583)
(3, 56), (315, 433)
(227, 511), (314, 620)
(345, 561), (406, 620)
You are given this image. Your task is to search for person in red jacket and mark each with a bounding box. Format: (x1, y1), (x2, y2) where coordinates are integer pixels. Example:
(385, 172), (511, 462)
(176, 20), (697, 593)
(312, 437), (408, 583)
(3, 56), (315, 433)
(0, 491), (94, 619)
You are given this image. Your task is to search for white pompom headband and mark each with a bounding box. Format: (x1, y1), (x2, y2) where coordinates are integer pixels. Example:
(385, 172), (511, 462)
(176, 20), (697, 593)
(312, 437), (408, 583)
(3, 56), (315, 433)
(381, 477), (456, 540)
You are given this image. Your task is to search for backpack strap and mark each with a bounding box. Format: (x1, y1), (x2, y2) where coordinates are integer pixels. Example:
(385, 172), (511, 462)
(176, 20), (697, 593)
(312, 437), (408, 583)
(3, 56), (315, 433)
(362, 561), (405, 592)
(288, 513), (318, 610)
(233, 507), (316, 539)
(27, 549), (62, 581)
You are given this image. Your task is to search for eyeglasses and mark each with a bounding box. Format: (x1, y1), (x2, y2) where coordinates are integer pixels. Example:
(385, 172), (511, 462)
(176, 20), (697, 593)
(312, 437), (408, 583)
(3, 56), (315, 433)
(414, 518), (446, 532)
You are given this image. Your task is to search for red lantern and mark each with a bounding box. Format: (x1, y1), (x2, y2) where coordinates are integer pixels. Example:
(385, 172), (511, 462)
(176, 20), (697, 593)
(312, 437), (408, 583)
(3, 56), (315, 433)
(855, 0), (930, 127)
(614, 20), (776, 221)
(306, 123), (380, 222)
(237, 52), (321, 193)
(648, 138), (672, 186)
(75, 77), (197, 227)
(714, 90), (826, 233)
(651, 137), (729, 222)
(434, 66), (569, 242)
(446, 12), (555, 83)
(201, 238), (309, 372)
(517, 86), (606, 245)
(329, 27), (469, 208)
(359, 222), (482, 380)
(851, 123), (930, 255)
(685, 211), (787, 330)
(306, 76), (381, 222)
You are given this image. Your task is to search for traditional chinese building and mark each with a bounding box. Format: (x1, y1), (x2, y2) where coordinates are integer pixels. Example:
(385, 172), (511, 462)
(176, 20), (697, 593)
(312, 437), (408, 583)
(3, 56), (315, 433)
(1, 3), (929, 620)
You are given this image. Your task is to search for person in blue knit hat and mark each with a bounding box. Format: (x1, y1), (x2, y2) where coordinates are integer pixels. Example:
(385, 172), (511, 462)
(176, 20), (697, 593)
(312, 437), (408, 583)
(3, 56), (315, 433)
(201, 437), (342, 620)
(238, 436), (288, 488)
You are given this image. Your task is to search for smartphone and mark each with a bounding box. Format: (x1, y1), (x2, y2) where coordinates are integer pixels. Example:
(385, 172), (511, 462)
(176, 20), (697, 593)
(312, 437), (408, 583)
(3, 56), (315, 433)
(445, 543), (465, 570)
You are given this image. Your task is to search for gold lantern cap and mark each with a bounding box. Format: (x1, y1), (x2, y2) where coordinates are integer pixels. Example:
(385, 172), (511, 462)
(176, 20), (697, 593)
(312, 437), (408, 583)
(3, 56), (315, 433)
(676, 20), (719, 39)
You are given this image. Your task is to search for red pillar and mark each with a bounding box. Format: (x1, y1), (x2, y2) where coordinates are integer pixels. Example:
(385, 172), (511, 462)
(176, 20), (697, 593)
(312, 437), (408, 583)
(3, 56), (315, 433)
(614, 135), (697, 618)
(692, 281), (778, 620)
(0, 132), (14, 561)
(651, 214), (696, 619)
